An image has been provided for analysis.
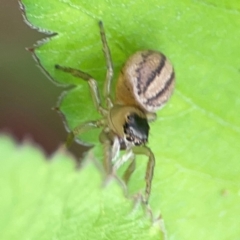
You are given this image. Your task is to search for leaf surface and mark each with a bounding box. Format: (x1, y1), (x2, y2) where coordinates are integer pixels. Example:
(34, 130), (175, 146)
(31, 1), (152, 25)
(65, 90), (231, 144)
(20, 0), (240, 239)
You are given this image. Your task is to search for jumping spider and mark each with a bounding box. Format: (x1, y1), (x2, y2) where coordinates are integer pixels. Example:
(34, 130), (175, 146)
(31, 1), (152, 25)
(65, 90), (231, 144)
(55, 21), (175, 204)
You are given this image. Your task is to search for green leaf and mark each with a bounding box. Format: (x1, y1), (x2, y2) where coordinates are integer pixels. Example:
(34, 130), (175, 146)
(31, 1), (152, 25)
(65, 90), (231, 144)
(0, 135), (160, 240)
(20, 0), (240, 239)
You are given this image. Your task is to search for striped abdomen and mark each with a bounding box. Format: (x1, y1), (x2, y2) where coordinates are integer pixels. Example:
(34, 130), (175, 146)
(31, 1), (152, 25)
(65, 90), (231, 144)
(115, 50), (175, 113)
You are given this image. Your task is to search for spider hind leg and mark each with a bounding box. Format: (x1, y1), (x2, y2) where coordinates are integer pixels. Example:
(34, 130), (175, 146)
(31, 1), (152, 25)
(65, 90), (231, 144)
(55, 65), (107, 116)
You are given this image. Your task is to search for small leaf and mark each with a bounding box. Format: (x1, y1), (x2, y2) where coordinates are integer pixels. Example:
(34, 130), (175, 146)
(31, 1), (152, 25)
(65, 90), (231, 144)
(0, 135), (160, 240)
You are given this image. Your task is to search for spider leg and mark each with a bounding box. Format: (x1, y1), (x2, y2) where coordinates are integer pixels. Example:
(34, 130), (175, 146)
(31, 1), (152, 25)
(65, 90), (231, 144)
(113, 149), (134, 171)
(66, 120), (104, 148)
(99, 21), (114, 108)
(55, 65), (107, 116)
(122, 157), (136, 185)
(99, 130), (115, 175)
(111, 136), (121, 163)
(132, 146), (155, 204)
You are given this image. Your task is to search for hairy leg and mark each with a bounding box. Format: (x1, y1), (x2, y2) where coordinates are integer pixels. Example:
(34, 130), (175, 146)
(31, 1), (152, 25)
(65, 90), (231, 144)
(99, 21), (114, 107)
(132, 146), (155, 204)
(66, 120), (104, 148)
(122, 157), (136, 185)
(55, 65), (107, 116)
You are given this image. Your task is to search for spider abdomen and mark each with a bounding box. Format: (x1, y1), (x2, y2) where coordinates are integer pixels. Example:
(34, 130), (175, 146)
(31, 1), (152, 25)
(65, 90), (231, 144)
(115, 50), (175, 113)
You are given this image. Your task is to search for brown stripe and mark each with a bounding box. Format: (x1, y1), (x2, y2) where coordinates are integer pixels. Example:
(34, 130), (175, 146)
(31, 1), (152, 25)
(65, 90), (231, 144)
(135, 51), (154, 95)
(145, 70), (175, 106)
(143, 53), (166, 94)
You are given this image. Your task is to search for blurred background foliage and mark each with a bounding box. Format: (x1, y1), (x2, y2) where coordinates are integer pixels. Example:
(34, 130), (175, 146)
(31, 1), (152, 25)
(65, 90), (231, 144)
(0, 0), (85, 156)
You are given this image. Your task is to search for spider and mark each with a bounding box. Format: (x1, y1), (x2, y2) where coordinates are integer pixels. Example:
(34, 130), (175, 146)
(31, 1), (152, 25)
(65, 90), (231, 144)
(55, 21), (175, 204)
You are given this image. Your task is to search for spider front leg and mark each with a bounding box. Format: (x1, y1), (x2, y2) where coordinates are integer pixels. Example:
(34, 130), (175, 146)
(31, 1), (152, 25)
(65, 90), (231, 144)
(132, 146), (155, 204)
(112, 146), (155, 204)
(55, 65), (107, 116)
(113, 152), (136, 193)
(122, 157), (136, 185)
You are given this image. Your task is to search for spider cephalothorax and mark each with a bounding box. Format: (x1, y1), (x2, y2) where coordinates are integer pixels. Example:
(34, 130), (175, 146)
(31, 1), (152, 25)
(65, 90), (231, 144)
(55, 21), (175, 204)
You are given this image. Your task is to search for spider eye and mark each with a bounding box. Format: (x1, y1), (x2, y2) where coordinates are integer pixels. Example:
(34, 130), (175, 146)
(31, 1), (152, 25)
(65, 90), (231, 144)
(127, 114), (133, 122)
(123, 113), (149, 145)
